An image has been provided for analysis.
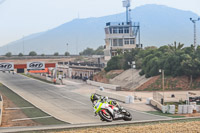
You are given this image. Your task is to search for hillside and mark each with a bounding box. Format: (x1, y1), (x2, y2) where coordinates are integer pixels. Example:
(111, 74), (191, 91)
(110, 69), (151, 90)
(136, 76), (200, 91)
(0, 4), (199, 55)
(93, 69), (151, 90)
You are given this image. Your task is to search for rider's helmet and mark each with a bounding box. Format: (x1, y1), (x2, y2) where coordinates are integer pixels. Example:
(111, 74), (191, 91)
(101, 96), (108, 103)
(99, 86), (104, 91)
(112, 101), (118, 106)
(90, 93), (99, 103)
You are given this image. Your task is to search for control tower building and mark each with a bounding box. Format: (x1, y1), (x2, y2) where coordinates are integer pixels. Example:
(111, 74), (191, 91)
(104, 0), (140, 61)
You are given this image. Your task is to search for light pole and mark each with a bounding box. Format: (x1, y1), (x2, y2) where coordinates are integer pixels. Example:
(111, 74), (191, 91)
(128, 61), (136, 100)
(66, 43), (69, 53)
(23, 35), (25, 55)
(159, 69), (165, 105)
(190, 18), (200, 48)
(128, 61), (136, 89)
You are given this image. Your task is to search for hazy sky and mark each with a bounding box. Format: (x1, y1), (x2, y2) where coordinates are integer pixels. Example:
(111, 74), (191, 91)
(0, 0), (199, 47)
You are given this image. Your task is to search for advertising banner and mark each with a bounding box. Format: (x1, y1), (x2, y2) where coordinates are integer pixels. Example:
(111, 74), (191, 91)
(27, 62), (45, 70)
(0, 62), (14, 71)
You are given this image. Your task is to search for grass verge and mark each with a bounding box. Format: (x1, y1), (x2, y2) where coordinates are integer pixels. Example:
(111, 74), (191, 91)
(21, 117), (200, 133)
(0, 83), (67, 125)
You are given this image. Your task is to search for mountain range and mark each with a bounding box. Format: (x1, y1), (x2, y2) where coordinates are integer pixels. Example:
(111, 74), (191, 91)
(0, 4), (199, 55)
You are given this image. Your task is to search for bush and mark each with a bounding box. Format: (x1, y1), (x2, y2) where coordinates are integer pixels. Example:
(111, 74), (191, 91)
(5, 52), (12, 57)
(54, 52), (59, 56)
(18, 53), (23, 57)
(65, 52), (70, 56)
(105, 56), (124, 72)
(29, 51), (37, 56)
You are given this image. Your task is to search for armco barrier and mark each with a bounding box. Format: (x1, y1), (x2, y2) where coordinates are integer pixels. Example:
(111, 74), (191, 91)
(27, 73), (60, 84)
(0, 95), (3, 126)
(95, 90), (133, 103)
(27, 73), (46, 80)
(87, 80), (121, 91)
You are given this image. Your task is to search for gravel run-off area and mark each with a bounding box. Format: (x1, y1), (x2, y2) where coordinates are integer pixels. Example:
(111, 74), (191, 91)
(52, 121), (200, 133)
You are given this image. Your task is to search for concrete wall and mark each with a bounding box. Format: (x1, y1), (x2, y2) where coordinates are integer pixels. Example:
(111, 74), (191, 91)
(0, 95), (3, 126)
(150, 99), (162, 111)
(153, 92), (163, 103)
(87, 80), (121, 91)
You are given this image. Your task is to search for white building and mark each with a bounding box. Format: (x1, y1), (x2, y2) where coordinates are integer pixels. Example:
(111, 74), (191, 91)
(104, 22), (137, 61)
(104, 0), (141, 61)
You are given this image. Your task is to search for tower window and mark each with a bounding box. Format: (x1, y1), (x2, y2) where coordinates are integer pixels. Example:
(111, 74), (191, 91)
(119, 28), (123, 33)
(124, 27), (129, 33)
(130, 39), (135, 44)
(113, 39), (118, 46)
(113, 28), (118, 34)
(119, 39), (123, 46)
(124, 39), (129, 45)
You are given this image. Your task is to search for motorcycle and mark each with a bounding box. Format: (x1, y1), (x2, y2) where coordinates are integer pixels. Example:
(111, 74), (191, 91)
(93, 98), (132, 122)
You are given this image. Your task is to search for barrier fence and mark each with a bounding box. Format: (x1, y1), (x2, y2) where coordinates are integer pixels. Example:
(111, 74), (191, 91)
(0, 95), (3, 126)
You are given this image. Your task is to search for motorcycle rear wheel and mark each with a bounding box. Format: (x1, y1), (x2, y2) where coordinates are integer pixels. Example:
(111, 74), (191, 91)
(99, 110), (113, 122)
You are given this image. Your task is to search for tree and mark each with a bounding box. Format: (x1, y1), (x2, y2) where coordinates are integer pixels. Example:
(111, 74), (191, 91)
(104, 56), (124, 72)
(116, 49), (123, 55)
(5, 52), (12, 57)
(79, 47), (94, 55)
(94, 46), (104, 55)
(54, 52), (59, 56)
(104, 42), (200, 89)
(29, 51), (37, 56)
(18, 53), (23, 57)
(65, 52), (70, 56)
(168, 41), (184, 54)
(79, 46), (104, 55)
(181, 54), (200, 88)
(41, 54), (45, 56)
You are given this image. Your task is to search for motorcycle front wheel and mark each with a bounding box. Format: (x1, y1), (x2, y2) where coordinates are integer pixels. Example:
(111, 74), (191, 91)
(123, 110), (132, 121)
(99, 109), (113, 122)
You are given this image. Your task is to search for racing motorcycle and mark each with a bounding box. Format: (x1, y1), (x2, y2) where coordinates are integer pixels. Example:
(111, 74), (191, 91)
(93, 97), (132, 122)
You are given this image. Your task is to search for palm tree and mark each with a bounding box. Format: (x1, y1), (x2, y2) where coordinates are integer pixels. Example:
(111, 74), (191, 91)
(168, 41), (184, 53)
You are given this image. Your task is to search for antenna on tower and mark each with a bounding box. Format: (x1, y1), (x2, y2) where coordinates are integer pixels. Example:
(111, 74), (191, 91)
(122, 0), (131, 23)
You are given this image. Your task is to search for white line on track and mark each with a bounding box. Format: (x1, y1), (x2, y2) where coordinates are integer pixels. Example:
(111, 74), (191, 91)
(11, 74), (87, 105)
(5, 107), (34, 110)
(12, 116), (52, 122)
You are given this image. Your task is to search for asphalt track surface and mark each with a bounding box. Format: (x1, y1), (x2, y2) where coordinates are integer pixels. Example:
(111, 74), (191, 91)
(0, 72), (170, 124)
